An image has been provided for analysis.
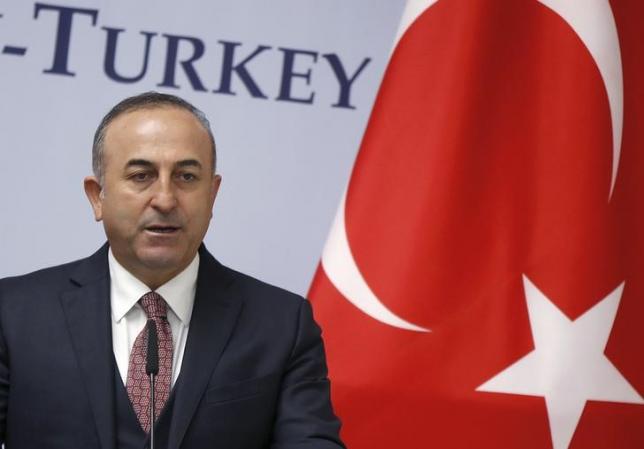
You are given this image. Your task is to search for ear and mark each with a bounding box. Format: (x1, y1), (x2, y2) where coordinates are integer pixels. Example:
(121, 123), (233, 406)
(84, 176), (104, 221)
(211, 174), (222, 202)
(209, 174), (222, 216)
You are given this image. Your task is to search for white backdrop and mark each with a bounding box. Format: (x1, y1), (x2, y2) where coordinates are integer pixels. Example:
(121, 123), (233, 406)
(0, 0), (405, 295)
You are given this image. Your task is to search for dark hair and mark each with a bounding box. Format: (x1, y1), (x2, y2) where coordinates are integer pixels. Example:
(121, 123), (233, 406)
(92, 91), (216, 183)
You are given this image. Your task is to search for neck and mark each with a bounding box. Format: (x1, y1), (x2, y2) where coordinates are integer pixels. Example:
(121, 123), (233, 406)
(133, 264), (189, 290)
(110, 252), (195, 291)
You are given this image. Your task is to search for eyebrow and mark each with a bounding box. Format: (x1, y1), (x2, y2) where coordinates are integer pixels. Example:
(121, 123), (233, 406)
(176, 159), (202, 169)
(125, 159), (154, 169)
(124, 159), (203, 169)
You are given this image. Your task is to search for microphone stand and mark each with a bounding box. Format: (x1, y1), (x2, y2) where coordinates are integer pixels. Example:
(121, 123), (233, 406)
(146, 320), (159, 449)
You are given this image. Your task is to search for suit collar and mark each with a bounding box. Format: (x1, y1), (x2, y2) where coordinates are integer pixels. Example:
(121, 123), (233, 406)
(60, 243), (116, 449)
(68, 243), (111, 286)
(168, 245), (242, 449)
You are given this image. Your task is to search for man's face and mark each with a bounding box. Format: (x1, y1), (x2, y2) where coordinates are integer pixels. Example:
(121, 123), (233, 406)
(85, 106), (221, 287)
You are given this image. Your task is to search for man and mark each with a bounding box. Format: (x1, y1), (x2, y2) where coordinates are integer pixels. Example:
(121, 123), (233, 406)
(0, 92), (345, 449)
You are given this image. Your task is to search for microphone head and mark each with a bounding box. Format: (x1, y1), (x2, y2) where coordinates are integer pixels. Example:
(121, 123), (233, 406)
(146, 319), (159, 376)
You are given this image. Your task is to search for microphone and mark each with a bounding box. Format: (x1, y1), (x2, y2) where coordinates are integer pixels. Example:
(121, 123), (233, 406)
(146, 319), (159, 449)
(146, 319), (159, 376)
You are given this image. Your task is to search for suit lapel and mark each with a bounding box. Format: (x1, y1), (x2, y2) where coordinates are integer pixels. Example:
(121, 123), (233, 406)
(59, 245), (116, 449)
(168, 248), (242, 449)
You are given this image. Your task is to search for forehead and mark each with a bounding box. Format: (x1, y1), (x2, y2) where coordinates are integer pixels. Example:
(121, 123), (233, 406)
(102, 106), (212, 165)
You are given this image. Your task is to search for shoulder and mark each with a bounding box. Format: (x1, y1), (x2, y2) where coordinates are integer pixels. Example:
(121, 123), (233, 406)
(197, 252), (317, 345)
(0, 259), (81, 333)
(198, 248), (307, 313)
(0, 245), (108, 304)
(0, 260), (79, 301)
(199, 260), (325, 369)
(217, 264), (310, 326)
(1, 259), (79, 290)
(226, 267), (305, 307)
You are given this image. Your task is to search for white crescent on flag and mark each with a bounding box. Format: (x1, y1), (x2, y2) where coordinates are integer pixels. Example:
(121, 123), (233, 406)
(393, 0), (440, 48)
(320, 0), (437, 333)
(321, 192), (430, 332)
(321, 0), (623, 333)
(537, 0), (623, 198)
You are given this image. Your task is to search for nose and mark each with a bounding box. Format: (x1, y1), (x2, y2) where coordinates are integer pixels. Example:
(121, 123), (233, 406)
(150, 177), (178, 213)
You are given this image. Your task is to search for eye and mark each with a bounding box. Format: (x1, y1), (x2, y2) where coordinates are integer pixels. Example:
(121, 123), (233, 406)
(178, 172), (198, 182)
(131, 172), (151, 182)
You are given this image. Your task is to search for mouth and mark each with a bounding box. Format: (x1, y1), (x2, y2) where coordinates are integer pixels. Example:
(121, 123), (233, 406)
(145, 225), (181, 234)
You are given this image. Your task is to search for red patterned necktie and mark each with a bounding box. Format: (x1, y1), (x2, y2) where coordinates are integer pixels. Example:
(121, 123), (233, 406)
(126, 291), (173, 433)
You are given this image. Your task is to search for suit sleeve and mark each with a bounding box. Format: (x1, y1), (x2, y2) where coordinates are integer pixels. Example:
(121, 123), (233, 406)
(270, 299), (346, 449)
(0, 282), (9, 443)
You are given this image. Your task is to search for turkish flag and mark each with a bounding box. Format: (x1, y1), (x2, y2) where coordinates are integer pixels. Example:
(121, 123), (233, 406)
(308, 1), (644, 448)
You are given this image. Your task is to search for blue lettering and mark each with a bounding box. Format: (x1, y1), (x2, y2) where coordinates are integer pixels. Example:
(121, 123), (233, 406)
(276, 47), (317, 104)
(322, 54), (370, 109)
(34, 3), (98, 76)
(214, 41), (270, 98)
(158, 34), (207, 91)
(103, 27), (156, 83)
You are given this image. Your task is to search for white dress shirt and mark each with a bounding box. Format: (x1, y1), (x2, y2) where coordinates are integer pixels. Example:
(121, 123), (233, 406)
(108, 249), (198, 387)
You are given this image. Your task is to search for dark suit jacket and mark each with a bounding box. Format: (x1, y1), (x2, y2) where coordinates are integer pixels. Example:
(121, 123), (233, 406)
(0, 244), (344, 449)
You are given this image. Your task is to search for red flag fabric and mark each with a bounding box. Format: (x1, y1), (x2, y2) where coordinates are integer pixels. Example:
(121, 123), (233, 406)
(308, 1), (644, 448)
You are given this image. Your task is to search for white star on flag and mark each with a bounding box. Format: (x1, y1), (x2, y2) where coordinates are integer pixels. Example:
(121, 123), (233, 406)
(477, 275), (644, 449)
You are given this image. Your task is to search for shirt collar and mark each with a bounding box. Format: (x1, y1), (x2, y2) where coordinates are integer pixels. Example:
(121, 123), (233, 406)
(108, 248), (199, 326)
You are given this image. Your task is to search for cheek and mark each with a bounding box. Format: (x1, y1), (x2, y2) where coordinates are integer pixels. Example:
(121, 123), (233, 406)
(102, 196), (143, 231)
(184, 196), (214, 232)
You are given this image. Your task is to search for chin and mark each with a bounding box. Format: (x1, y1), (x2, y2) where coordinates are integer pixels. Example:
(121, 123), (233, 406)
(137, 248), (186, 272)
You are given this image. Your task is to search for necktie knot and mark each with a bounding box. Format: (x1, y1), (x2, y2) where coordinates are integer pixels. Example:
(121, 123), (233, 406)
(139, 291), (167, 319)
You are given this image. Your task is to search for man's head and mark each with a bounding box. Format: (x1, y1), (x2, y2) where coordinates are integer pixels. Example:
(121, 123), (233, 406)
(92, 92), (217, 184)
(84, 92), (222, 289)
